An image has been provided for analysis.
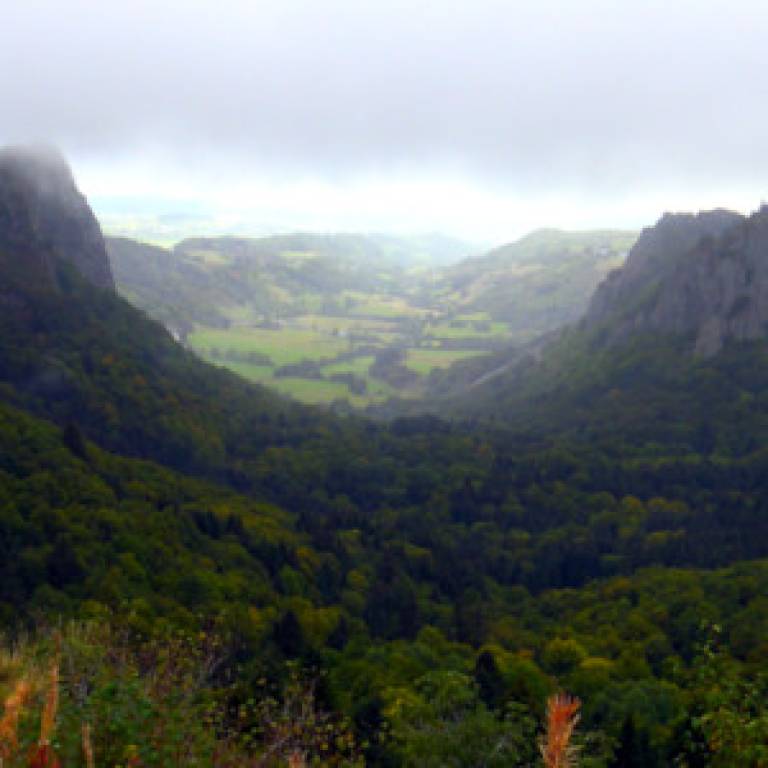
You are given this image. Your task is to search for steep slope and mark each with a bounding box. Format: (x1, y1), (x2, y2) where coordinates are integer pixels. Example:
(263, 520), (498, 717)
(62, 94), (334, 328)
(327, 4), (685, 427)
(0, 145), (114, 291)
(585, 206), (768, 356)
(0, 149), (322, 483)
(108, 235), (230, 336)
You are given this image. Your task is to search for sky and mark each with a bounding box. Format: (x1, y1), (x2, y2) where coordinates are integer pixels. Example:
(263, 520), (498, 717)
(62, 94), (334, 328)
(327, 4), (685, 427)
(2, 0), (768, 242)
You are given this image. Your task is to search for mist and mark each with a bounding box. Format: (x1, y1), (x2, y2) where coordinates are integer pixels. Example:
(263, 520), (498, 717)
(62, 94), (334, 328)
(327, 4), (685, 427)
(2, 0), (767, 238)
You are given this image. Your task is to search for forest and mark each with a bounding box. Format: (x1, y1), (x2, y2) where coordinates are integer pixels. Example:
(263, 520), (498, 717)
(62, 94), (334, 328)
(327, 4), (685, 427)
(1, 247), (768, 765)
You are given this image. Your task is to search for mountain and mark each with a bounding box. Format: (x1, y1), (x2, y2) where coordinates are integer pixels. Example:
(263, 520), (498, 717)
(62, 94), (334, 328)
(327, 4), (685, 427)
(395, 228), (637, 407)
(0, 152), (312, 482)
(107, 235), (234, 336)
(0, 145), (114, 292)
(109, 228), (637, 345)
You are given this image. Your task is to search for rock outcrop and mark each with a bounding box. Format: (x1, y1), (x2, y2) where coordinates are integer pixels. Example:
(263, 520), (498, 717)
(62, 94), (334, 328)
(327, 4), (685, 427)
(581, 206), (768, 355)
(584, 209), (743, 329)
(0, 144), (114, 291)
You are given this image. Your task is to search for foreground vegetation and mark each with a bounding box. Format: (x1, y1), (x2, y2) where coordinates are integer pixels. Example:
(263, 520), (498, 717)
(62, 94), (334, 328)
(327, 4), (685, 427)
(3, 258), (768, 763)
(1, 621), (765, 766)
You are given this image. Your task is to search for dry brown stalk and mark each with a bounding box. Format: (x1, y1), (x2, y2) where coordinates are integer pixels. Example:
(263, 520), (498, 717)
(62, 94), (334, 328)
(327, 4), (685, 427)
(29, 634), (62, 768)
(540, 692), (581, 768)
(38, 660), (58, 747)
(82, 722), (95, 768)
(0, 678), (32, 760)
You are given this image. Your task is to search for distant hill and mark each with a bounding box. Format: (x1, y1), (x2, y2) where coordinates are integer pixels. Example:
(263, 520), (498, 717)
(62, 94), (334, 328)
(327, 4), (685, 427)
(108, 233), (470, 336)
(107, 228), (637, 407)
(438, 228), (637, 340)
(109, 228), (637, 343)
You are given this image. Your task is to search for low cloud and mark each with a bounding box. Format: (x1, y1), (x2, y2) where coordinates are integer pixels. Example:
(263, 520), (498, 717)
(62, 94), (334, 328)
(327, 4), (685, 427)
(2, 0), (766, 237)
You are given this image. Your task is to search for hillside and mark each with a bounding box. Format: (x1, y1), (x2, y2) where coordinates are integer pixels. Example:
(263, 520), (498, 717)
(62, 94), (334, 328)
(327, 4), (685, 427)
(109, 232), (472, 334)
(438, 228), (636, 338)
(3, 148), (768, 763)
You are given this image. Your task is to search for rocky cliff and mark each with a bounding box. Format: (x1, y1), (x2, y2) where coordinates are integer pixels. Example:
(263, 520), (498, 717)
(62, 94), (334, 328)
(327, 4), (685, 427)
(0, 145), (114, 291)
(581, 206), (768, 355)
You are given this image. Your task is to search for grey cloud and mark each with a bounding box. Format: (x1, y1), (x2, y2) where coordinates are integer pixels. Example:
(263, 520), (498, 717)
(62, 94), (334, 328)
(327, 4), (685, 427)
(1, 0), (767, 204)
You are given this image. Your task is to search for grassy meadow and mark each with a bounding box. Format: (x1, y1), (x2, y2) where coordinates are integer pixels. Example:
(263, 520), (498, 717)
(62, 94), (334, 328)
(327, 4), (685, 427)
(188, 308), (509, 406)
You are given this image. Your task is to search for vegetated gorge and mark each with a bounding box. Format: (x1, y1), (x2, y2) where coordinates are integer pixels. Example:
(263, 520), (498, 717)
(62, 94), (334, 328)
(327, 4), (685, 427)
(0, 144), (767, 766)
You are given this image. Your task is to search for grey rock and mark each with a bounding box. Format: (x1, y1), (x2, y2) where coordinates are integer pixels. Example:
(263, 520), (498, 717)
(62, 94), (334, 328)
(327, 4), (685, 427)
(580, 206), (768, 355)
(584, 209), (743, 332)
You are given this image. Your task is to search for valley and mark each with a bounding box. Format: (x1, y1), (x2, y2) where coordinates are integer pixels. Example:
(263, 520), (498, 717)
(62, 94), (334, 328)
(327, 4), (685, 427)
(108, 229), (635, 407)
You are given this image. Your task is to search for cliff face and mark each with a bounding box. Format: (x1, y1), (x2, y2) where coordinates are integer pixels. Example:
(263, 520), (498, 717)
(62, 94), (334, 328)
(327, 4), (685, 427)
(655, 207), (768, 355)
(0, 145), (114, 291)
(581, 207), (768, 355)
(584, 209), (743, 328)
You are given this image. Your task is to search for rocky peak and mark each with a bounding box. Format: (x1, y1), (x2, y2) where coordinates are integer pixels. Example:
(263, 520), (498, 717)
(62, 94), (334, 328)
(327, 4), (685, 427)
(0, 144), (114, 291)
(584, 209), (744, 332)
(578, 206), (768, 354)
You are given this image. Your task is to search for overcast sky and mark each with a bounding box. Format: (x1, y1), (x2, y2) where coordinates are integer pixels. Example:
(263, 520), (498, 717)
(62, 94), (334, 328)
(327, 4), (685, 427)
(2, 0), (767, 240)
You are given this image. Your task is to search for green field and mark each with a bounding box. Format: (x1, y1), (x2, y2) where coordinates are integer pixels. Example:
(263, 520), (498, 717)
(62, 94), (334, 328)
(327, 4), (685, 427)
(343, 292), (430, 318)
(188, 316), (498, 406)
(293, 315), (398, 334)
(113, 228), (638, 408)
(267, 377), (355, 404)
(405, 349), (482, 374)
(217, 361), (274, 381)
(321, 356), (376, 376)
(424, 313), (509, 339)
(189, 327), (350, 366)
